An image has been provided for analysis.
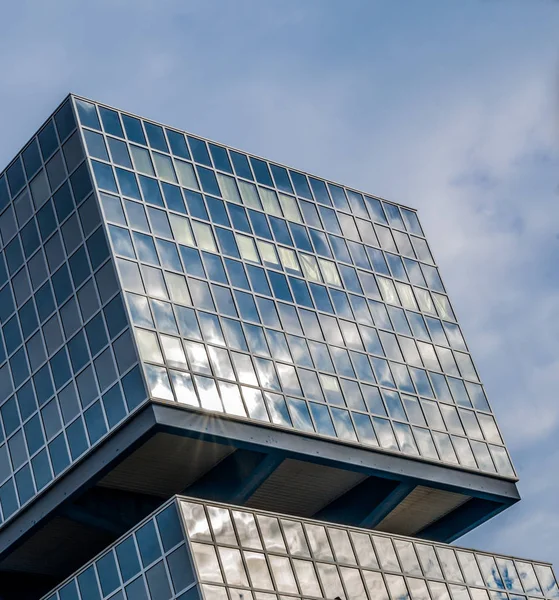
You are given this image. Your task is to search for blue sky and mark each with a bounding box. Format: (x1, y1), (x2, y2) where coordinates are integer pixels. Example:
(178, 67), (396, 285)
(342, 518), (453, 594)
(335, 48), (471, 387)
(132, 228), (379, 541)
(1, 0), (559, 566)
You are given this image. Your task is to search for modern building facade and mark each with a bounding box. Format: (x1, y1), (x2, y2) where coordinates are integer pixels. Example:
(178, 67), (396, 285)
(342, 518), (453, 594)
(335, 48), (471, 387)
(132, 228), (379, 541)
(0, 95), (549, 598)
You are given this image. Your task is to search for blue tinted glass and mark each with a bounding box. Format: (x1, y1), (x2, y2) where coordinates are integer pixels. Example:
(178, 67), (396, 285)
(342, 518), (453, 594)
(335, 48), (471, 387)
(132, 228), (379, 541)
(0, 176), (9, 212)
(386, 254), (407, 280)
(125, 578), (148, 600)
(104, 294), (128, 337)
(268, 272), (293, 302)
(286, 223), (312, 252)
(230, 151), (253, 179)
(179, 246), (205, 277)
(136, 520), (161, 567)
(248, 210), (272, 239)
(300, 201), (322, 229)
(53, 183), (75, 222)
(187, 136), (212, 166)
(368, 248), (390, 275)
(184, 190), (208, 220)
(52, 265), (73, 305)
(269, 164), (293, 194)
(269, 217), (293, 246)
(92, 161), (117, 193)
(203, 252), (228, 284)
(96, 551), (120, 596)
(10, 349), (29, 387)
(319, 206), (341, 233)
(0, 286), (15, 322)
(38, 120), (59, 161)
(256, 297), (280, 329)
(408, 312), (430, 340)
(84, 129), (108, 161)
(116, 168), (141, 199)
(32, 448), (53, 490)
(157, 239), (182, 270)
(122, 365), (147, 410)
(213, 285), (237, 317)
(109, 225), (135, 259)
(289, 171), (312, 199)
(122, 114), (146, 145)
(167, 130), (190, 159)
(123, 202), (147, 233)
(133, 232), (159, 264)
(37, 201), (57, 241)
(209, 143), (232, 173)
(250, 157), (273, 186)
(99, 107), (124, 137)
(15, 464), (35, 505)
(235, 291), (259, 322)
(86, 227), (110, 270)
(144, 122), (168, 152)
(365, 196), (388, 223)
(308, 229), (331, 256)
(18, 299), (39, 340)
(102, 384), (126, 428)
(76, 99), (100, 130)
(330, 290), (353, 318)
(206, 197), (230, 226)
(3, 315), (22, 354)
(84, 401), (107, 444)
(108, 138), (132, 168)
(309, 403), (335, 436)
(247, 265), (271, 295)
(197, 166), (220, 196)
(146, 561), (172, 599)
(48, 432), (70, 475)
(215, 227), (239, 258)
(85, 313), (108, 357)
(1, 397), (20, 436)
(139, 176), (164, 207)
(5, 238), (23, 275)
(309, 178), (332, 206)
(309, 284), (333, 312)
(22, 139), (42, 178)
(328, 184), (350, 211)
(54, 100), (76, 141)
(67, 417), (88, 459)
(346, 190), (368, 218)
(329, 235), (351, 263)
(188, 280), (215, 311)
(348, 242), (370, 269)
(68, 331), (90, 373)
(161, 183), (185, 214)
(148, 209), (171, 237)
(224, 258), (249, 290)
(289, 277), (313, 308)
(34, 364), (54, 406)
(70, 162), (93, 204)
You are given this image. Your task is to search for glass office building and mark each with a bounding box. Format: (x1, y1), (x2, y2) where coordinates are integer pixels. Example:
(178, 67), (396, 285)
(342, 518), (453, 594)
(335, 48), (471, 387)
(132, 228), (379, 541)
(0, 95), (549, 598)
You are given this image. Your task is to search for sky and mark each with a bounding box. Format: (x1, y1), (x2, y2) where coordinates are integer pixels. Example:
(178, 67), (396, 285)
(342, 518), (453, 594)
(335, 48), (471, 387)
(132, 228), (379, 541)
(1, 0), (559, 567)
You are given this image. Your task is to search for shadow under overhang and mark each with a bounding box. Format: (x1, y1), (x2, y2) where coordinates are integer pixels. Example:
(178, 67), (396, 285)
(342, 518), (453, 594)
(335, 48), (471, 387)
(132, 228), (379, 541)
(0, 401), (520, 598)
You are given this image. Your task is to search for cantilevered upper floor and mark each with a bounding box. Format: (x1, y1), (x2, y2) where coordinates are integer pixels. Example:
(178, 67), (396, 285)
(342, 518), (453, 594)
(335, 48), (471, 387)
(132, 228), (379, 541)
(0, 95), (519, 586)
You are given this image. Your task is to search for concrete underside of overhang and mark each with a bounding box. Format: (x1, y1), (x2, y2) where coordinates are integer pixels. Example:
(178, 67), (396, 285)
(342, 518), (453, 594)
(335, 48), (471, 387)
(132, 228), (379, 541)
(0, 401), (520, 599)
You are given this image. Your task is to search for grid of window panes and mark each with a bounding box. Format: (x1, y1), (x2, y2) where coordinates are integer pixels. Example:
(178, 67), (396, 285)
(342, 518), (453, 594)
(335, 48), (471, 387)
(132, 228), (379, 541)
(180, 498), (559, 600)
(42, 499), (197, 600)
(0, 98), (147, 528)
(75, 96), (513, 478)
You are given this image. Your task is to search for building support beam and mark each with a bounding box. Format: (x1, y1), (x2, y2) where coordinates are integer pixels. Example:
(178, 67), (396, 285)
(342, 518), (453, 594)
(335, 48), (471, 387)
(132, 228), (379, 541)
(418, 497), (509, 543)
(315, 478), (415, 528)
(184, 449), (283, 504)
(59, 487), (163, 537)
